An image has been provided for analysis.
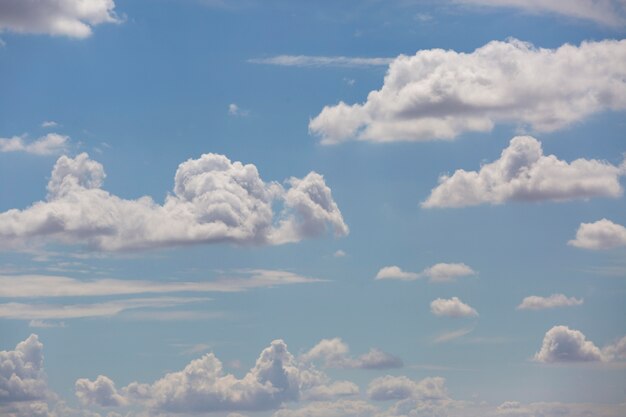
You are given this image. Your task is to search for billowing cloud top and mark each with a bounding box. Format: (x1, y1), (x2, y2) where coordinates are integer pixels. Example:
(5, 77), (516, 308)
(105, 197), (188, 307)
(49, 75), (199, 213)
(568, 219), (626, 250)
(0, 334), (47, 404)
(309, 39), (626, 143)
(0, 0), (120, 38)
(0, 153), (348, 251)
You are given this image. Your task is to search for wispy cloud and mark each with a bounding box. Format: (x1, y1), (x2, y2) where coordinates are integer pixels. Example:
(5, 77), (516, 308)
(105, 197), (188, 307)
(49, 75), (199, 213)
(0, 133), (69, 155)
(433, 327), (474, 343)
(249, 55), (393, 68)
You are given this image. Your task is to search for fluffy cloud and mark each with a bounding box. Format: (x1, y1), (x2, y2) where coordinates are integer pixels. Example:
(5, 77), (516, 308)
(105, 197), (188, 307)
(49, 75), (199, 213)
(0, 134), (69, 156)
(75, 375), (126, 407)
(309, 39), (626, 144)
(455, 0), (626, 27)
(375, 263), (475, 282)
(367, 375), (448, 402)
(0, 0), (120, 38)
(0, 335), (48, 404)
(534, 326), (604, 363)
(568, 219), (626, 250)
(422, 136), (625, 208)
(517, 294), (583, 310)
(0, 153), (347, 251)
(301, 338), (402, 370)
(603, 336), (626, 361)
(430, 297), (478, 318)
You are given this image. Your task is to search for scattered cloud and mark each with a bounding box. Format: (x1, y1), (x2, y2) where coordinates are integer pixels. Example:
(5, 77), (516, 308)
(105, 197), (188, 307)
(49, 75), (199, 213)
(75, 375), (127, 407)
(228, 103), (249, 116)
(454, 0), (626, 27)
(333, 249), (347, 258)
(274, 400), (377, 417)
(0, 269), (321, 298)
(603, 336), (626, 361)
(302, 381), (360, 402)
(433, 327), (474, 343)
(534, 326), (604, 363)
(28, 320), (67, 328)
(568, 219), (626, 250)
(309, 39), (626, 144)
(375, 263), (475, 282)
(41, 121), (58, 128)
(422, 136), (625, 208)
(430, 297), (478, 318)
(517, 294), (583, 310)
(0, 133), (69, 155)
(0, 152), (348, 251)
(366, 375), (448, 401)
(302, 338), (403, 370)
(249, 55), (393, 68)
(0, 0), (121, 38)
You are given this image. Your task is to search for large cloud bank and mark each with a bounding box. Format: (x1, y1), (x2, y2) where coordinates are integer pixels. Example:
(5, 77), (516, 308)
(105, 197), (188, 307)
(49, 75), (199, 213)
(0, 153), (348, 251)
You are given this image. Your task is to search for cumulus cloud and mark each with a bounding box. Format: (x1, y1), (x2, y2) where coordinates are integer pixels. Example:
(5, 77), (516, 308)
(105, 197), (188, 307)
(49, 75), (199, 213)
(430, 297), (478, 318)
(0, 134), (69, 155)
(603, 336), (626, 361)
(422, 136), (625, 208)
(367, 375), (448, 402)
(0, 152), (347, 251)
(301, 338), (403, 370)
(302, 381), (360, 402)
(75, 375), (126, 407)
(249, 55), (393, 68)
(0, 335), (48, 404)
(375, 263), (475, 282)
(0, 269), (321, 298)
(517, 294), (583, 310)
(534, 326), (604, 363)
(309, 39), (626, 144)
(568, 219), (626, 250)
(0, 0), (120, 38)
(455, 0), (626, 27)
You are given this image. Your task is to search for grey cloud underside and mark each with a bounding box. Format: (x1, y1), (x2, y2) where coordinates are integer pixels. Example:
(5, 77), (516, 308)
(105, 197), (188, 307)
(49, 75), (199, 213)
(0, 335), (48, 404)
(422, 136), (625, 208)
(0, 0), (120, 38)
(310, 39), (626, 143)
(0, 153), (348, 251)
(534, 326), (626, 363)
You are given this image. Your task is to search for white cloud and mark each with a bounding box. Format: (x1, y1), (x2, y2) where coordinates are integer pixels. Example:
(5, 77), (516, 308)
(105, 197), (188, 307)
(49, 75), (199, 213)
(274, 400), (377, 417)
(309, 39), (626, 144)
(0, 335), (48, 404)
(534, 326), (604, 363)
(517, 294), (583, 310)
(375, 266), (420, 281)
(41, 121), (58, 128)
(0, 296), (210, 321)
(249, 55), (393, 68)
(432, 327), (474, 344)
(302, 381), (360, 402)
(228, 103), (249, 116)
(0, 0), (120, 38)
(75, 375), (127, 407)
(301, 338), (403, 370)
(0, 152), (348, 251)
(0, 269), (321, 298)
(568, 219), (626, 250)
(366, 375), (448, 402)
(333, 249), (346, 258)
(430, 297), (478, 318)
(376, 263), (475, 282)
(422, 136), (625, 208)
(0, 134), (69, 155)
(603, 336), (626, 361)
(455, 0), (626, 27)
(28, 320), (67, 328)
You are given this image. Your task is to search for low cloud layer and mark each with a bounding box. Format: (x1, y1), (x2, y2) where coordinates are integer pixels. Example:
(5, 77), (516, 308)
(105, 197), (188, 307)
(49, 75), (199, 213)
(309, 39), (626, 143)
(0, 0), (120, 38)
(0, 134), (69, 155)
(0, 153), (348, 251)
(422, 136), (625, 208)
(366, 375), (448, 401)
(568, 219), (626, 250)
(375, 263), (475, 282)
(517, 294), (583, 310)
(301, 338), (403, 370)
(430, 297), (478, 318)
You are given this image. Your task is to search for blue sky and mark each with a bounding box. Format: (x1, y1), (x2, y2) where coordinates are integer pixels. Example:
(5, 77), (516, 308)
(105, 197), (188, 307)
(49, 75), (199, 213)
(0, 1), (625, 417)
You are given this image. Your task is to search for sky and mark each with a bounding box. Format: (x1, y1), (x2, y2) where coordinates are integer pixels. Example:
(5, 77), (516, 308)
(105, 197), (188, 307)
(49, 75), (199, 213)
(0, 1), (625, 417)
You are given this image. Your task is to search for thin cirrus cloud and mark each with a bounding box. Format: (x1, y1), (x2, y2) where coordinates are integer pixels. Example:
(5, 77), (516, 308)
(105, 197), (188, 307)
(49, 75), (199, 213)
(248, 55), (393, 68)
(430, 297), (478, 318)
(309, 39), (626, 144)
(517, 294), (583, 310)
(0, 133), (69, 155)
(375, 263), (475, 282)
(422, 136), (625, 208)
(454, 0), (626, 28)
(0, 0), (120, 39)
(0, 269), (322, 298)
(301, 338), (403, 370)
(0, 152), (348, 251)
(533, 325), (626, 363)
(568, 219), (626, 250)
